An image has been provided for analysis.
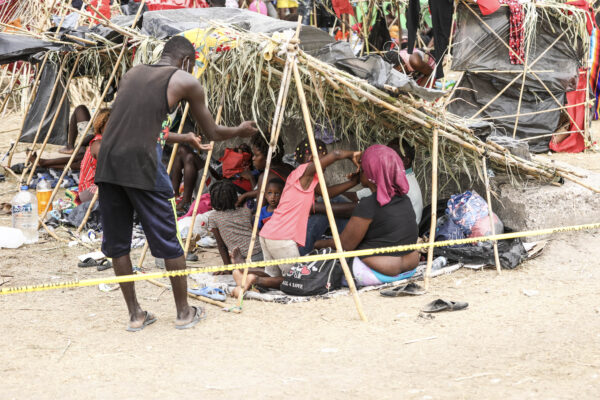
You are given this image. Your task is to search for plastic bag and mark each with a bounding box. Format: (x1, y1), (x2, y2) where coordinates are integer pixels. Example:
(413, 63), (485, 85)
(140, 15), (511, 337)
(434, 238), (527, 269)
(446, 191), (489, 236)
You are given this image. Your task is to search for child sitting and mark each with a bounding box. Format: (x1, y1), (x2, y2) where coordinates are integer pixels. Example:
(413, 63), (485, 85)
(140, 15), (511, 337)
(258, 178), (284, 229)
(207, 180), (263, 267)
(230, 138), (360, 295)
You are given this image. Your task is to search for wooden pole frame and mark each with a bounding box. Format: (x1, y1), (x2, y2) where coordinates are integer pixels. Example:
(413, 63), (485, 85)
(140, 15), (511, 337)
(182, 101), (225, 257)
(38, 0), (147, 226)
(27, 54), (82, 186)
(0, 62), (26, 116)
(424, 128), (439, 290)
(292, 60), (367, 321)
(6, 52), (50, 168)
(235, 21), (301, 309)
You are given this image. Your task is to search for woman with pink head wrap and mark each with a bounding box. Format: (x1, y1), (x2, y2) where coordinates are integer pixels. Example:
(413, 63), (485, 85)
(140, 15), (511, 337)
(360, 144), (410, 206)
(315, 144), (419, 287)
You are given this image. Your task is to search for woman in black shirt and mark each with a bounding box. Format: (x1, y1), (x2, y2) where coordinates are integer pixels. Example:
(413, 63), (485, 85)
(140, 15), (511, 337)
(316, 145), (419, 285)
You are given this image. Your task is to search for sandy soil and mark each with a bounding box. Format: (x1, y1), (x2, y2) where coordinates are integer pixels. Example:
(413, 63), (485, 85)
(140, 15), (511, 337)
(1, 113), (600, 399)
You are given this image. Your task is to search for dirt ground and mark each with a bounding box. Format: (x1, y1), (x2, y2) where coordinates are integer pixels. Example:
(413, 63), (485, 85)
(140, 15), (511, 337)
(1, 113), (600, 399)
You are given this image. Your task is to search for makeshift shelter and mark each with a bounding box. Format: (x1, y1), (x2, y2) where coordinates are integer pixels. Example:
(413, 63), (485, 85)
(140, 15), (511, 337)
(447, 0), (592, 153)
(1, 4), (598, 320)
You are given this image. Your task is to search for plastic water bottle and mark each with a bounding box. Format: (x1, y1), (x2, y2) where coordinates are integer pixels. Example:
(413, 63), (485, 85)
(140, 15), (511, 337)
(431, 256), (448, 272)
(11, 185), (38, 244)
(36, 177), (52, 215)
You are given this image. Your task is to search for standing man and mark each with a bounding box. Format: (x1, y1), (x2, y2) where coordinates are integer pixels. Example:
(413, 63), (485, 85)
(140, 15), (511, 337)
(95, 36), (258, 331)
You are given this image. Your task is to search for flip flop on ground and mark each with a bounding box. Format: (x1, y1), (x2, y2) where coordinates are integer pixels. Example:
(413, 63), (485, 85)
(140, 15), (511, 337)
(422, 299), (468, 313)
(96, 259), (113, 271)
(175, 306), (206, 330)
(188, 286), (226, 302)
(126, 311), (157, 332)
(380, 282), (425, 297)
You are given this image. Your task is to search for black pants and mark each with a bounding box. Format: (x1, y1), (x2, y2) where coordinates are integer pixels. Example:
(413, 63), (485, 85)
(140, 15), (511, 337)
(429, 0), (454, 79)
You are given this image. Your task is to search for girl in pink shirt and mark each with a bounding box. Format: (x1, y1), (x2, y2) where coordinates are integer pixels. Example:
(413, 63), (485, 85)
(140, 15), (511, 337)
(231, 138), (361, 297)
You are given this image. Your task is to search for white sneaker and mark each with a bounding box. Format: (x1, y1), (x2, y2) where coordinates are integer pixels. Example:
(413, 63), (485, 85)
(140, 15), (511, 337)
(197, 236), (217, 248)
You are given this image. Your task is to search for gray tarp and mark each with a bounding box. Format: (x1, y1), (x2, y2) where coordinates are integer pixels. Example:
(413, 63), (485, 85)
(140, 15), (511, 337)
(141, 8), (334, 54)
(448, 4), (583, 152)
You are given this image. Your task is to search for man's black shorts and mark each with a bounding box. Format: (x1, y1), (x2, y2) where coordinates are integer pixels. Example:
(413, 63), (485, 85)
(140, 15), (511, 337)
(98, 182), (184, 259)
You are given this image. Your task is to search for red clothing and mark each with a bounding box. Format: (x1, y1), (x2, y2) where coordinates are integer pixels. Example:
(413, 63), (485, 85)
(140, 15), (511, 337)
(78, 134), (102, 192)
(331, 0), (354, 17)
(549, 69), (586, 153)
(87, 0), (111, 23)
(260, 163), (318, 246)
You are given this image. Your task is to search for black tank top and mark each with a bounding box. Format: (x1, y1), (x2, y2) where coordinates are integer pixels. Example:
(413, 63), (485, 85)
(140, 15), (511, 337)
(95, 64), (178, 192)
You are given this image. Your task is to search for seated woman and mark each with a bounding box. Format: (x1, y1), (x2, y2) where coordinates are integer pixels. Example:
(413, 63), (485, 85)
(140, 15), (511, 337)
(235, 132), (294, 207)
(231, 138), (360, 296)
(26, 108), (108, 172)
(315, 145), (419, 287)
(207, 180), (263, 268)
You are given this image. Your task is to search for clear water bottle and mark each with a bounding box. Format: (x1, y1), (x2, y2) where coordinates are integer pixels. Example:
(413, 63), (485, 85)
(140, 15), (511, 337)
(11, 185), (38, 244)
(36, 177), (52, 215)
(431, 256), (448, 272)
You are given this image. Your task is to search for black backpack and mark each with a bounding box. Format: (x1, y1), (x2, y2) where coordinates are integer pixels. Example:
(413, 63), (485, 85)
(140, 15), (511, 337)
(280, 248), (343, 296)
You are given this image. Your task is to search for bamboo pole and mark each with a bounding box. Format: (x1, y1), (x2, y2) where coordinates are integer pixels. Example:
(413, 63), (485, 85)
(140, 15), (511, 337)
(471, 69), (553, 74)
(512, 37), (532, 138)
(470, 31), (565, 119)
(480, 100), (593, 120)
(142, 274), (227, 308)
(182, 104), (224, 257)
(235, 21), (301, 309)
(76, 190), (98, 233)
(292, 61), (367, 321)
(0, 63), (26, 115)
(19, 56), (69, 184)
(6, 52), (50, 168)
(38, 1), (146, 226)
(481, 156), (501, 274)
(584, 65), (591, 143)
(27, 54), (82, 186)
(38, 0), (59, 32)
(424, 128), (439, 290)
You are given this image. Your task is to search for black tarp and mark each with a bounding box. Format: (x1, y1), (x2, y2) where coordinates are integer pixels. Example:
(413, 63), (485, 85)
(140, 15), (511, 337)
(20, 62), (69, 146)
(448, 4), (583, 152)
(0, 33), (66, 65)
(140, 8), (334, 54)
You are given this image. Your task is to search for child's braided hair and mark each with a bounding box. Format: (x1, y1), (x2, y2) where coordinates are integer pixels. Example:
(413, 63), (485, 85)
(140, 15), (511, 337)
(209, 180), (238, 211)
(294, 138), (327, 164)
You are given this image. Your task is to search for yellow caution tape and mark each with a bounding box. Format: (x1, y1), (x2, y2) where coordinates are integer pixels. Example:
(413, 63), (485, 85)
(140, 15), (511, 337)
(2, 222), (599, 296)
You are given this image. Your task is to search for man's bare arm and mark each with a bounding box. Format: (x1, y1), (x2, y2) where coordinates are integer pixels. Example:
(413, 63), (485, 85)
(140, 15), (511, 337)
(168, 71), (257, 141)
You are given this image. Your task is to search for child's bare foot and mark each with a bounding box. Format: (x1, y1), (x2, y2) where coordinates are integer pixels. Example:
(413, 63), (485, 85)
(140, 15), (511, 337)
(58, 146), (74, 154)
(230, 272), (258, 298)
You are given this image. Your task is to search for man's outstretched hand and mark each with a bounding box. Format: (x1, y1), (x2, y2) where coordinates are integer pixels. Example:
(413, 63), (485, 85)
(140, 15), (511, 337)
(238, 121), (259, 137)
(186, 133), (213, 152)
